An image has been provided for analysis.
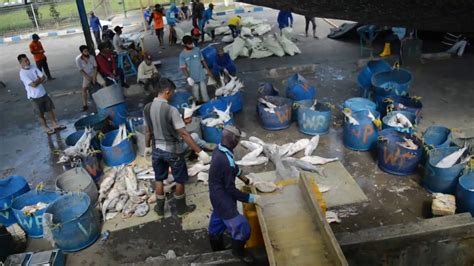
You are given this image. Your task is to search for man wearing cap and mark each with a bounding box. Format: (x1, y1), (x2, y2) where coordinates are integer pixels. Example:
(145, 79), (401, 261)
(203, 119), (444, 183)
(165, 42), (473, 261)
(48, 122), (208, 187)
(137, 54), (160, 91)
(17, 54), (65, 135)
(112, 26), (127, 53)
(96, 42), (130, 88)
(143, 78), (211, 217)
(207, 125), (262, 263)
(29, 34), (55, 80)
(89, 11), (102, 46)
(76, 45), (106, 111)
(149, 4), (165, 47)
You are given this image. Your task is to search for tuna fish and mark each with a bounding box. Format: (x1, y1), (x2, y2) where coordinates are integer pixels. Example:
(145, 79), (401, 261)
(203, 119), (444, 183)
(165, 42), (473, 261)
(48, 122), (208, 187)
(436, 147), (467, 168)
(304, 135), (320, 156)
(300, 156), (339, 165)
(286, 139), (310, 157)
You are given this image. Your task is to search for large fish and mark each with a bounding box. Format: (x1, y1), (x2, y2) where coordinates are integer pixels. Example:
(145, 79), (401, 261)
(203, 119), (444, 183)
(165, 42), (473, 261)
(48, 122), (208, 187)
(115, 194), (129, 212)
(249, 136), (266, 146)
(342, 109), (359, 125)
(304, 135), (320, 156)
(241, 146), (264, 161)
(236, 156), (269, 166)
(300, 156), (338, 165)
(99, 168), (118, 202)
(124, 166), (138, 193)
(240, 140), (262, 151)
(436, 147), (467, 168)
(282, 157), (325, 176)
(286, 139), (310, 157)
(188, 163), (210, 177)
(278, 143), (293, 157)
(134, 202), (150, 217)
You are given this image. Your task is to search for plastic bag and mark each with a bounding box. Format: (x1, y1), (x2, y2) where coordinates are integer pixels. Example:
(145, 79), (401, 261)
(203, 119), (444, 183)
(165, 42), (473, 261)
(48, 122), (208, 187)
(42, 212), (55, 246)
(275, 33), (301, 56)
(224, 37), (245, 60)
(263, 35), (285, 57)
(222, 35), (234, 43)
(253, 23), (272, 36)
(250, 45), (273, 59)
(215, 26), (231, 35)
(241, 27), (252, 37)
(175, 27), (185, 44)
(239, 47), (250, 57)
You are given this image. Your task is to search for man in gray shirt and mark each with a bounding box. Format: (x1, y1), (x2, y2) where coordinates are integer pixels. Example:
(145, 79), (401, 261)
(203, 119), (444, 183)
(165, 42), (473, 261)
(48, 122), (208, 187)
(144, 78), (211, 217)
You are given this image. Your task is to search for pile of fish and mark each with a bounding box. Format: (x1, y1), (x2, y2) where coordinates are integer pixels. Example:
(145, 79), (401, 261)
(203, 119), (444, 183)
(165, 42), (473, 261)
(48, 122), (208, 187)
(386, 113), (413, 129)
(435, 146), (471, 168)
(237, 135), (339, 180)
(257, 97), (278, 114)
(215, 75), (244, 97)
(57, 127), (95, 166)
(21, 202), (48, 216)
(99, 166), (155, 221)
(201, 103), (233, 128)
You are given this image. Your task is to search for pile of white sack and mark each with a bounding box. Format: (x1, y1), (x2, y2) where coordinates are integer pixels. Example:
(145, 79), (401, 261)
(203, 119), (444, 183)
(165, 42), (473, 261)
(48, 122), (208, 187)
(99, 165), (160, 221)
(215, 75), (244, 97)
(201, 103), (233, 128)
(224, 34), (301, 60)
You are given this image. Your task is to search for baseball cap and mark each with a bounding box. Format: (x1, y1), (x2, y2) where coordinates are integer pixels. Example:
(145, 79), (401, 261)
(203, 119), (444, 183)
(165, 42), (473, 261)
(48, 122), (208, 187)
(32, 34), (40, 40)
(223, 125), (246, 138)
(113, 26), (123, 32)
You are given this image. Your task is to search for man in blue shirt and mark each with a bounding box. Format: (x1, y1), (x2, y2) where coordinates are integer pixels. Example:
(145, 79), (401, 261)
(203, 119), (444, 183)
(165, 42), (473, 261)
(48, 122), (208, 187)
(89, 11), (102, 46)
(277, 9), (293, 30)
(212, 47), (236, 79)
(207, 125), (263, 263)
(200, 3), (215, 43)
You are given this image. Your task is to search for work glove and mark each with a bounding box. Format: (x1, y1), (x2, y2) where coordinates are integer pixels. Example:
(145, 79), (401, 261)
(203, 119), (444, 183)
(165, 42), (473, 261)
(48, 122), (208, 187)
(144, 147), (152, 157)
(187, 77), (195, 86)
(198, 150), (211, 164)
(248, 194), (264, 207)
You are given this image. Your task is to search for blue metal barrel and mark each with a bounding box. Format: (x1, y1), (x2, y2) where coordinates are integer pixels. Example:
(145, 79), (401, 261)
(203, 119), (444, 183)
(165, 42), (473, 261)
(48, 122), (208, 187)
(296, 100), (332, 135)
(170, 90), (194, 111)
(344, 110), (380, 151)
(219, 91), (244, 113)
(343, 97), (377, 113)
(201, 114), (234, 144)
(257, 82), (278, 98)
(55, 167), (99, 205)
(371, 68), (413, 96)
(65, 130), (100, 151)
(456, 172), (474, 216)
(65, 131), (103, 181)
(286, 74), (317, 101)
(198, 98), (228, 117)
(376, 95), (423, 120)
(98, 102), (128, 128)
(45, 192), (101, 252)
(377, 128), (423, 176)
(422, 147), (468, 194)
(257, 96), (293, 130)
(0, 176), (30, 226)
(382, 111), (417, 134)
(202, 45), (217, 69)
(357, 60), (391, 98)
(74, 113), (108, 132)
(11, 190), (61, 238)
(100, 129), (136, 167)
(423, 126), (451, 148)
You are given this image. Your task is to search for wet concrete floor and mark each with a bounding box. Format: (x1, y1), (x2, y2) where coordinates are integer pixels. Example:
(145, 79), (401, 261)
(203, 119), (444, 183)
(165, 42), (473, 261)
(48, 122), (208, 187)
(1, 9), (473, 265)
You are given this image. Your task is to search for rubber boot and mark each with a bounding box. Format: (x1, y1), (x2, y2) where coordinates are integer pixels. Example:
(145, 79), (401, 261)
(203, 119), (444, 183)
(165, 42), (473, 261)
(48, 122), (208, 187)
(209, 234), (226, 251)
(379, 42), (391, 57)
(231, 239), (255, 264)
(154, 196), (165, 217)
(175, 193), (196, 217)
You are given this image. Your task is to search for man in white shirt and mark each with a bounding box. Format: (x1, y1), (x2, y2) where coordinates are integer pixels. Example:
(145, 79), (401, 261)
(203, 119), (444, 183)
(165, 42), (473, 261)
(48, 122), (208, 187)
(76, 45), (105, 112)
(113, 26), (127, 53)
(137, 53), (159, 91)
(18, 54), (65, 135)
(76, 45), (106, 111)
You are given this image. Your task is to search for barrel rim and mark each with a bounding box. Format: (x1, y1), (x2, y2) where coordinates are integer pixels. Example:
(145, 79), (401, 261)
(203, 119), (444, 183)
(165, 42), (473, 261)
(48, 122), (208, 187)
(11, 189), (61, 211)
(45, 192), (91, 225)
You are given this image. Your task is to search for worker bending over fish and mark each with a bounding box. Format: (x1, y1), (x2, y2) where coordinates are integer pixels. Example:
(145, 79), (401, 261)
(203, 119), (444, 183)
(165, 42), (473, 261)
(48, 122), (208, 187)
(208, 125), (264, 263)
(143, 78), (211, 217)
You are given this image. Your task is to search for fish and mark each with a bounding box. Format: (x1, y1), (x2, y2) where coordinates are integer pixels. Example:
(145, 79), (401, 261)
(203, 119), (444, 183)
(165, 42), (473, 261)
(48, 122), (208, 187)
(240, 140), (262, 151)
(436, 147), (467, 168)
(183, 101), (201, 119)
(236, 156), (269, 166)
(202, 117), (225, 127)
(124, 166), (138, 193)
(310, 98), (318, 111)
(279, 143), (293, 157)
(115, 194), (129, 212)
(241, 146), (264, 161)
(134, 202), (150, 217)
(197, 172), (209, 183)
(258, 98), (277, 112)
(304, 135), (320, 156)
(282, 157), (325, 176)
(213, 103), (232, 122)
(286, 139), (311, 157)
(21, 202), (48, 216)
(249, 136), (266, 146)
(254, 181), (279, 193)
(105, 212), (119, 221)
(342, 109), (359, 125)
(387, 113), (413, 128)
(188, 163), (210, 177)
(300, 156), (339, 165)
(58, 127), (94, 163)
(99, 168), (118, 201)
(112, 124), (127, 146)
(397, 137), (419, 150)
(121, 199), (137, 218)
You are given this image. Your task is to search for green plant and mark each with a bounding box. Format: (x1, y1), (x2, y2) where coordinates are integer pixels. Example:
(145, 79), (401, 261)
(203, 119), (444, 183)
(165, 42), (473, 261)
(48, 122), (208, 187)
(49, 3), (61, 23)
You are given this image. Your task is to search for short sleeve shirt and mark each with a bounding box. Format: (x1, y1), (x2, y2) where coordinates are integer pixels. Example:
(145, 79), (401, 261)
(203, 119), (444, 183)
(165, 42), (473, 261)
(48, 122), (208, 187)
(113, 35), (125, 52)
(75, 54), (97, 76)
(179, 47), (207, 82)
(19, 65), (46, 99)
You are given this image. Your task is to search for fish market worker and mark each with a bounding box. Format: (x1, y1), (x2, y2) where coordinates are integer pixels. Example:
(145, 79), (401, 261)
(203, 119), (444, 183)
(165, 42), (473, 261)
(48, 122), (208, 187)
(207, 125), (263, 263)
(143, 78), (211, 217)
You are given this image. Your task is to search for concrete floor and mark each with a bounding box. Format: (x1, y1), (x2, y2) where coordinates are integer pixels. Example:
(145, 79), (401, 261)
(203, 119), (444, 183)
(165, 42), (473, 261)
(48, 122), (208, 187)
(1, 8), (473, 265)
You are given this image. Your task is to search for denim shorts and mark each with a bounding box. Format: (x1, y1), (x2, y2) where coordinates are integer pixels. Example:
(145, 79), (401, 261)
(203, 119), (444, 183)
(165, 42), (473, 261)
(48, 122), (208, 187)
(152, 148), (188, 184)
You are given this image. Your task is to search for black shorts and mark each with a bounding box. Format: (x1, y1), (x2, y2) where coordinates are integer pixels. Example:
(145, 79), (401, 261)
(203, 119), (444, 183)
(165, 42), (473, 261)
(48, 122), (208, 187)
(151, 148), (188, 184)
(31, 94), (55, 116)
(155, 28), (164, 38)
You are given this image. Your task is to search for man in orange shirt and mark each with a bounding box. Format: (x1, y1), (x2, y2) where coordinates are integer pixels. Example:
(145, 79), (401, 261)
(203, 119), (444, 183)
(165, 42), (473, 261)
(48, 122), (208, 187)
(149, 4), (165, 47)
(29, 34), (55, 80)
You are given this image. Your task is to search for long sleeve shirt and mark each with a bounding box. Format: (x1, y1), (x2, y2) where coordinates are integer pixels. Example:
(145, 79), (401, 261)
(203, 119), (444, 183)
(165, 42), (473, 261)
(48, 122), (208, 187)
(208, 145), (250, 220)
(277, 11), (293, 28)
(90, 15), (101, 32)
(137, 61), (158, 82)
(96, 52), (116, 78)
